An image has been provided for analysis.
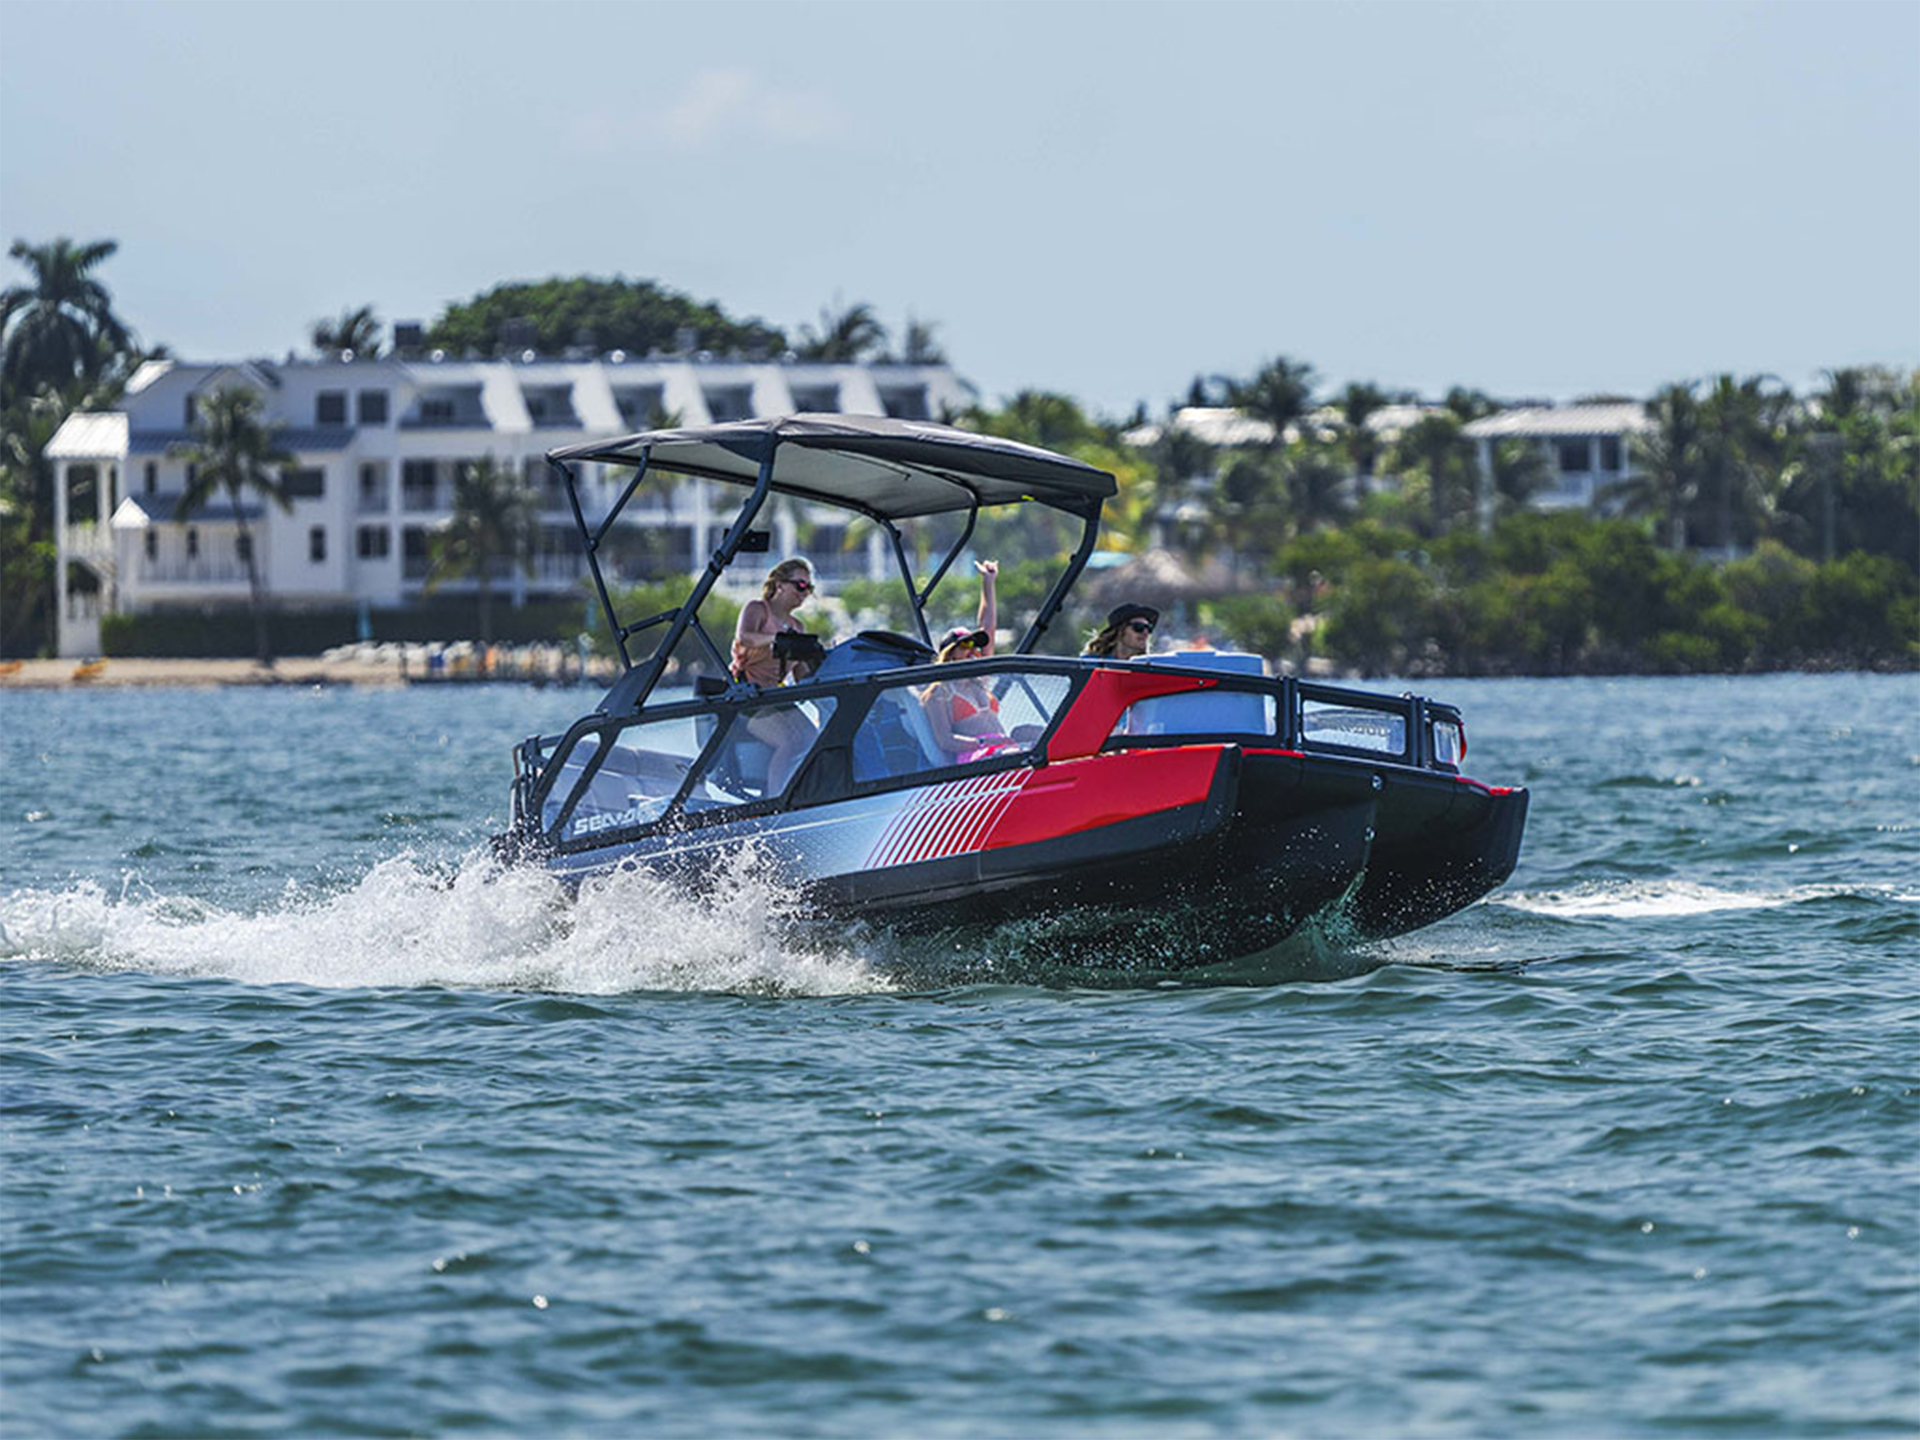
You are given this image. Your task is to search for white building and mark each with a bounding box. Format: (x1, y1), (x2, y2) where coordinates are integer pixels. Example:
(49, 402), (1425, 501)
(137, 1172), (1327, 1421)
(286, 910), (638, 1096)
(1461, 402), (1653, 513)
(46, 355), (974, 655)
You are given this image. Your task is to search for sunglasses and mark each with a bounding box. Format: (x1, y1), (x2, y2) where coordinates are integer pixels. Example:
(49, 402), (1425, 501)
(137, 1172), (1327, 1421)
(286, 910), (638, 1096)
(785, 578), (814, 592)
(1125, 620), (1154, 635)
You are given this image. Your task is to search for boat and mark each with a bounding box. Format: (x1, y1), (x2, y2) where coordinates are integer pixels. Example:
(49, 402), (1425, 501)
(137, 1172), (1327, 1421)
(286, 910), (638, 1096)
(495, 415), (1528, 968)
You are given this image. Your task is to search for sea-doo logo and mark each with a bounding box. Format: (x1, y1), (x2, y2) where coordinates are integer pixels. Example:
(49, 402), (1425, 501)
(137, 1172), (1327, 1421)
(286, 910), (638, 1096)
(572, 804), (650, 838)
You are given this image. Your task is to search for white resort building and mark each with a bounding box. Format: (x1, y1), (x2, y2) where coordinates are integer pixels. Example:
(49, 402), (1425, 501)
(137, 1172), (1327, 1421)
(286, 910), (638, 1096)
(1460, 402), (1653, 512)
(46, 355), (974, 655)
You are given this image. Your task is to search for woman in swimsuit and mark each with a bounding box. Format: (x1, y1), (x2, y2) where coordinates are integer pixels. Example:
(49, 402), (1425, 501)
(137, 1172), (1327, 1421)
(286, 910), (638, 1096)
(923, 559), (1015, 763)
(731, 558), (821, 793)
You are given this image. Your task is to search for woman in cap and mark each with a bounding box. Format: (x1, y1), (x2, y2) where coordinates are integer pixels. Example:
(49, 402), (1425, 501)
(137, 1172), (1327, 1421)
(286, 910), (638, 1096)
(1084, 603), (1158, 661)
(923, 559), (1014, 761)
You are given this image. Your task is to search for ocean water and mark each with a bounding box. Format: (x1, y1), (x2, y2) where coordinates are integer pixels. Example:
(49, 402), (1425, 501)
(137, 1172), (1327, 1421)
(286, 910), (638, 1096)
(2, 674), (1915, 1438)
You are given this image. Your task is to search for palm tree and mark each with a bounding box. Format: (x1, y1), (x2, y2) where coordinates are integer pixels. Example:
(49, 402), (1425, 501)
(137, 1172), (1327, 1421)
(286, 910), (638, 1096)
(310, 305), (383, 358)
(898, 315), (946, 364)
(1613, 384), (1702, 550)
(0, 237), (133, 402)
(428, 456), (534, 647)
(1699, 373), (1791, 552)
(1283, 440), (1355, 534)
(1225, 357), (1317, 447)
(1336, 381), (1389, 484)
(172, 387), (293, 666)
(797, 300), (887, 362)
(1394, 412), (1474, 535)
(1489, 437), (1554, 517)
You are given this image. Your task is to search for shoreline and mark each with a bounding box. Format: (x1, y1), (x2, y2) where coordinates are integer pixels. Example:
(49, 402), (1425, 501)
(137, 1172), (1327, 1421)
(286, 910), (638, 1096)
(0, 657), (411, 689)
(0, 655), (1910, 691)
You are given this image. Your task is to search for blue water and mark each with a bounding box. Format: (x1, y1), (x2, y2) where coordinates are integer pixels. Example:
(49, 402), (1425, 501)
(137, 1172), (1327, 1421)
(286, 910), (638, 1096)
(3, 675), (1916, 1438)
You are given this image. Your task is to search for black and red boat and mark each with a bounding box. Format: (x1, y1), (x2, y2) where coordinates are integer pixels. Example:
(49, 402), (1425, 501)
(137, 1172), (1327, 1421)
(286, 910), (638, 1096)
(497, 416), (1527, 968)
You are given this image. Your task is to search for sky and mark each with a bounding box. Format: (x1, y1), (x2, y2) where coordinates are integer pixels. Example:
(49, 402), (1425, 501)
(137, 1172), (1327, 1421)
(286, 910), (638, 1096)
(2, 0), (1915, 416)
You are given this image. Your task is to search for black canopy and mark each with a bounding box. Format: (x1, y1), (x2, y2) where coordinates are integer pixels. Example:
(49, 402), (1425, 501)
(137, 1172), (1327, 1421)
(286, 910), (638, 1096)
(548, 413), (1116, 521)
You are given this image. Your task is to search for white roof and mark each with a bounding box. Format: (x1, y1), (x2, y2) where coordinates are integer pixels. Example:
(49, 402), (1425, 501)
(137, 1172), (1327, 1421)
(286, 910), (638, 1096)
(1122, 407), (1278, 448)
(1124, 402), (1447, 449)
(46, 412), (128, 458)
(1462, 403), (1653, 439)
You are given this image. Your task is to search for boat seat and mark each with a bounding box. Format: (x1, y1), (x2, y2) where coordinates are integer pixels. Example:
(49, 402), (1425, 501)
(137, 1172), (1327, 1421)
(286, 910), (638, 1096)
(852, 685), (946, 782)
(694, 710), (773, 799)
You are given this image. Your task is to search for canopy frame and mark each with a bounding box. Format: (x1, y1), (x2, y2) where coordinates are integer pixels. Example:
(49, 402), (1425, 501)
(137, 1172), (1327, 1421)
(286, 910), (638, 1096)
(551, 417), (1114, 716)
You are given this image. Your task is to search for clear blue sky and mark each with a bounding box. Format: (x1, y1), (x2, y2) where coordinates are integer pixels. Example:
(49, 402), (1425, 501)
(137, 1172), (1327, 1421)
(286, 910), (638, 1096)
(3, 1), (1915, 415)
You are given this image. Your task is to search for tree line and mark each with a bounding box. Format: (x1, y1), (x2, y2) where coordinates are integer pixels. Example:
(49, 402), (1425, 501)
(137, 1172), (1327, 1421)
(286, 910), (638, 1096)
(2, 237), (1913, 671)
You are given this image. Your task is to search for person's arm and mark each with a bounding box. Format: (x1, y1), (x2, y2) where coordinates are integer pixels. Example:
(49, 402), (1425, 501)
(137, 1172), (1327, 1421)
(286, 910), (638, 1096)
(975, 559), (998, 655)
(922, 686), (965, 755)
(734, 599), (780, 647)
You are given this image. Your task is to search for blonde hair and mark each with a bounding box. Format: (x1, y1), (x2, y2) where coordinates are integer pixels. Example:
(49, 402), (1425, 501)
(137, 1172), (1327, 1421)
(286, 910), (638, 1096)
(761, 557), (812, 603)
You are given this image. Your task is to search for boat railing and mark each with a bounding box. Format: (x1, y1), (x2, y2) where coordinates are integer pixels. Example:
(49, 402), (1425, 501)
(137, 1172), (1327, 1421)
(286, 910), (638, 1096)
(509, 652), (1466, 845)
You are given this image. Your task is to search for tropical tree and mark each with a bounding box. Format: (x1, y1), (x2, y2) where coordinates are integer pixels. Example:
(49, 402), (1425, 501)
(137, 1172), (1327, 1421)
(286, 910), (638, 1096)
(1443, 386), (1498, 423)
(797, 300), (887, 362)
(1392, 411), (1476, 536)
(0, 389), (66, 655)
(1777, 367), (1920, 565)
(0, 237), (133, 403)
(172, 387), (293, 666)
(310, 305), (383, 358)
(1697, 373), (1792, 552)
(1225, 356), (1317, 446)
(428, 276), (786, 358)
(427, 455), (535, 647)
(1280, 438), (1355, 535)
(896, 315), (946, 364)
(1614, 384), (1703, 550)
(1488, 437), (1554, 518)
(1336, 381), (1389, 482)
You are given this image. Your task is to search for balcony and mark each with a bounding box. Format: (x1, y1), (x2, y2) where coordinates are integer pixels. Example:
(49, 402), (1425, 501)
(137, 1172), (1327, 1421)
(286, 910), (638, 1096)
(142, 563), (250, 585)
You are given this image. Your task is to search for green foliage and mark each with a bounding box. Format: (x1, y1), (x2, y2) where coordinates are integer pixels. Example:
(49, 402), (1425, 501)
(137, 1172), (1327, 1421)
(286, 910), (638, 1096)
(428, 456), (536, 644)
(173, 386), (295, 664)
(1200, 593), (1296, 660)
(427, 276), (785, 358)
(797, 300), (886, 362)
(1301, 510), (1917, 676)
(1, 237), (133, 403)
(101, 599), (586, 656)
(311, 305), (382, 358)
(592, 580), (744, 666)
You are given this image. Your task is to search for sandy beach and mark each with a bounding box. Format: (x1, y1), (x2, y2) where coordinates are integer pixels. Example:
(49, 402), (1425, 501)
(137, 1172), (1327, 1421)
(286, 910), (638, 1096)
(0, 656), (409, 690)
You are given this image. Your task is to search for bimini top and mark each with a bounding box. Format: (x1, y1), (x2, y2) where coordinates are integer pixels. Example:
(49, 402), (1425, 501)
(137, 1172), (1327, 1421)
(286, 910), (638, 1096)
(547, 413), (1116, 521)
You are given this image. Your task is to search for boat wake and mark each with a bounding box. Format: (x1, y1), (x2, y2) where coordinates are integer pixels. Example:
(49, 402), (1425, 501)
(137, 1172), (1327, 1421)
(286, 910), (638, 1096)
(0, 843), (1408, 996)
(1493, 878), (1920, 921)
(0, 849), (896, 998)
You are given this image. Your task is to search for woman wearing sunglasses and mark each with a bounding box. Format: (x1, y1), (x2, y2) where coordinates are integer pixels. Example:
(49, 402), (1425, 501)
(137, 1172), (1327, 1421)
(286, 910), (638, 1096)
(731, 558), (822, 793)
(923, 558), (1017, 762)
(1084, 603), (1157, 661)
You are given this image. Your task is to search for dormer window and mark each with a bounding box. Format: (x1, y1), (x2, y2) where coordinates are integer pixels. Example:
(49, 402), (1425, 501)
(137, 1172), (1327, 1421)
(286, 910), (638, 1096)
(184, 394), (197, 426)
(421, 397), (455, 423)
(523, 385), (579, 428)
(614, 385), (665, 427)
(317, 391), (348, 425)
